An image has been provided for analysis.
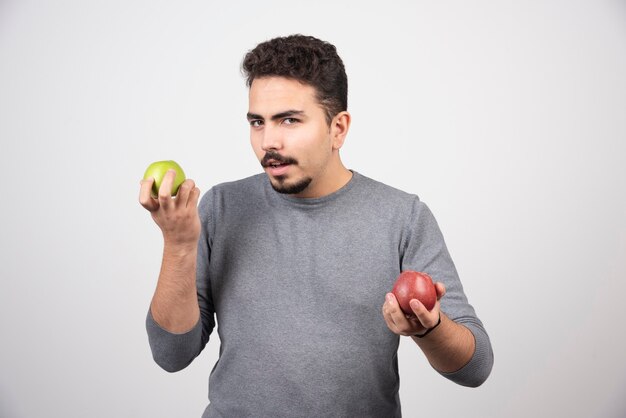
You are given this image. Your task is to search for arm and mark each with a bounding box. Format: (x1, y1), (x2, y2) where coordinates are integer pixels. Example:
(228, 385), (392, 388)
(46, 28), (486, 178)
(140, 169), (201, 332)
(151, 241), (200, 333)
(383, 199), (493, 386)
(139, 170), (204, 370)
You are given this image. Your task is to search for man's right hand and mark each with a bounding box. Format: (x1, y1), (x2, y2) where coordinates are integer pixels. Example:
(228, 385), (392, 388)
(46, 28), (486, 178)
(139, 169), (201, 247)
(139, 168), (202, 333)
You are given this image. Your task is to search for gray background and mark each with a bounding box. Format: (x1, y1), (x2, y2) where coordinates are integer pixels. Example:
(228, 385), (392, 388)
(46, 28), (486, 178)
(1, 0), (625, 417)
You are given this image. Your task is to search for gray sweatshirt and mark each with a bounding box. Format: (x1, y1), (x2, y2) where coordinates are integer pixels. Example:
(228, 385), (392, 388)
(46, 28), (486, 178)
(146, 171), (493, 417)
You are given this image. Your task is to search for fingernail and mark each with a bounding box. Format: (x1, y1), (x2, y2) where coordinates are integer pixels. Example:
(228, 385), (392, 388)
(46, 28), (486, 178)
(386, 293), (394, 302)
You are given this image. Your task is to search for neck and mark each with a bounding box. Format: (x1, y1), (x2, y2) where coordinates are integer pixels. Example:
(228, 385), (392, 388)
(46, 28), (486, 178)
(295, 160), (352, 199)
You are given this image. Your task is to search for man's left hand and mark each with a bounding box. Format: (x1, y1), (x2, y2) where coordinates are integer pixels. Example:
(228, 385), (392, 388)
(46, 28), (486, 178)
(382, 282), (446, 336)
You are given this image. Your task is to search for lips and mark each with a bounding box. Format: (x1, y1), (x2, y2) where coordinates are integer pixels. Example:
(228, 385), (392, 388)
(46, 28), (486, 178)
(263, 159), (292, 176)
(267, 163), (291, 176)
(265, 159), (290, 168)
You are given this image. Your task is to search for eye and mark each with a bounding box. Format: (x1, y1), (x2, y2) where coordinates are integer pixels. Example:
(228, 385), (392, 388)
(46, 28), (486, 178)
(249, 119), (263, 127)
(282, 117), (299, 125)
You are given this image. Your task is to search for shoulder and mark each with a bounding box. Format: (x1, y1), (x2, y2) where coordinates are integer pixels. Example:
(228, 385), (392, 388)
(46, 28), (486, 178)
(352, 171), (421, 210)
(198, 173), (265, 214)
(345, 171), (432, 233)
(210, 173), (265, 197)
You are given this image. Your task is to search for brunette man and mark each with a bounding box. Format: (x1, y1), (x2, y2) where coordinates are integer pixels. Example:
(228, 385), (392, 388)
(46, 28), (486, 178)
(140, 34), (493, 417)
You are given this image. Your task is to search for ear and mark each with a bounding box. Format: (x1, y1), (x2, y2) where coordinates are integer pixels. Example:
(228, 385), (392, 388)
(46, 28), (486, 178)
(330, 111), (351, 150)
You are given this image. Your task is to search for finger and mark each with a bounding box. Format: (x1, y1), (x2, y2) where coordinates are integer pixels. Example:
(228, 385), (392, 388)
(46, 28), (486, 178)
(382, 296), (401, 334)
(188, 186), (201, 208)
(139, 178), (159, 212)
(158, 169), (176, 209)
(410, 299), (441, 329)
(385, 293), (411, 330)
(175, 179), (195, 208)
(409, 298), (427, 318)
(435, 282), (446, 299)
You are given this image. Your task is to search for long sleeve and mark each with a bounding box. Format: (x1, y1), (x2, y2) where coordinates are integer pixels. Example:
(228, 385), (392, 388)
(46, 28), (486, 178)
(145, 191), (217, 372)
(400, 198), (494, 387)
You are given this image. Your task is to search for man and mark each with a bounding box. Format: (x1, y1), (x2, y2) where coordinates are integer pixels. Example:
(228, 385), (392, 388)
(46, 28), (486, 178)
(139, 34), (493, 417)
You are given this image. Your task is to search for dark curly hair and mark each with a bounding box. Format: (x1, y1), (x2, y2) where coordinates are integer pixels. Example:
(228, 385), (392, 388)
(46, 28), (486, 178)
(242, 34), (348, 125)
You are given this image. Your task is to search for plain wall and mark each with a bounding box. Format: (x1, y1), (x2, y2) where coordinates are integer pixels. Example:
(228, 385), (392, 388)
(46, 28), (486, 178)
(1, 1), (625, 417)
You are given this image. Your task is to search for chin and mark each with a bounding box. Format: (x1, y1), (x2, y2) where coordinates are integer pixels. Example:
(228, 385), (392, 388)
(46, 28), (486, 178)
(269, 175), (313, 194)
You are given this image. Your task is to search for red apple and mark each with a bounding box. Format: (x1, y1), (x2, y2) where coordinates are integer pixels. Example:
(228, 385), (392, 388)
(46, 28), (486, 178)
(392, 271), (437, 315)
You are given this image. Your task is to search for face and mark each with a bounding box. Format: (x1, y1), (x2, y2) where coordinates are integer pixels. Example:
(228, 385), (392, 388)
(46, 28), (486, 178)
(248, 77), (347, 198)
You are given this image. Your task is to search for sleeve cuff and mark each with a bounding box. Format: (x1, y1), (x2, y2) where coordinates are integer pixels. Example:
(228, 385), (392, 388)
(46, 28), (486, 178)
(439, 321), (494, 387)
(145, 309), (203, 372)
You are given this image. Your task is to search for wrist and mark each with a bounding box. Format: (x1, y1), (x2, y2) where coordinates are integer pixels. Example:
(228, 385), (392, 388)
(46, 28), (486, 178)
(412, 312), (442, 338)
(163, 240), (198, 257)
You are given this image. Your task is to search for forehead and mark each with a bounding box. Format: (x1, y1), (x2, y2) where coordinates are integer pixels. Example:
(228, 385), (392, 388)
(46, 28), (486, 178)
(248, 77), (321, 114)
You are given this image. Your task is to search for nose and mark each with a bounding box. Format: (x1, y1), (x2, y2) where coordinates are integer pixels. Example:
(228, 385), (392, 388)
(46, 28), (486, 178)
(261, 124), (283, 152)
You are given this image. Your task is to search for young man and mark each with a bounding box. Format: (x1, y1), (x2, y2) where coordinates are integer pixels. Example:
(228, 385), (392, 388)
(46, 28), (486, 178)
(139, 35), (493, 417)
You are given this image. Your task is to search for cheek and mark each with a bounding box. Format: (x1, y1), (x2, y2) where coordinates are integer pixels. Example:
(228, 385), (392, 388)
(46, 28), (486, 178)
(294, 126), (331, 151)
(312, 128), (334, 156)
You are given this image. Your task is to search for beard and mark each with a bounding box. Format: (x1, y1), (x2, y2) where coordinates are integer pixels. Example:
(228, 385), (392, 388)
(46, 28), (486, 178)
(261, 150), (312, 194)
(269, 175), (312, 194)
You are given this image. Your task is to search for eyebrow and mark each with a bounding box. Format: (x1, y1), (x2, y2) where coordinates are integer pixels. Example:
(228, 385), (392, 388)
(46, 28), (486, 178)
(246, 110), (305, 121)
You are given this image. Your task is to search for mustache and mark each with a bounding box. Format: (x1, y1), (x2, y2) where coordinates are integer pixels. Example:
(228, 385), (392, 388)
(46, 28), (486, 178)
(261, 151), (298, 167)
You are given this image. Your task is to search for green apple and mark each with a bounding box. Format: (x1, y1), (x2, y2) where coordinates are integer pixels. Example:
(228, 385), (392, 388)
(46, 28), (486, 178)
(143, 160), (186, 198)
